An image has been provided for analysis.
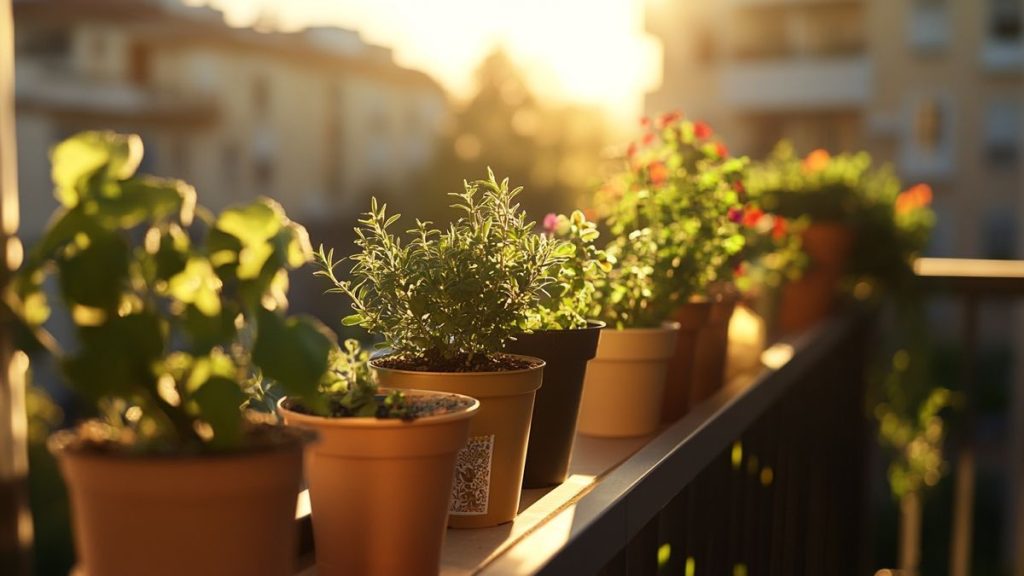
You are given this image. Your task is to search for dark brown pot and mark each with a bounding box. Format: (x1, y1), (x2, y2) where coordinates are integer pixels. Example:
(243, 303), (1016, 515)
(505, 322), (604, 488)
(662, 301), (713, 422)
(777, 223), (855, 335)
(690, 295), (738, 407)
(51, 430), (305, 576)
(279, 390), (479, 576)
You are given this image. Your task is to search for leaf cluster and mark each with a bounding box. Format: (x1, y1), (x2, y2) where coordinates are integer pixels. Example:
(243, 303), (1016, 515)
(529, 211), (610, 330)
(316, 169), (567, 369)
(8, 131), (342, 452)
(592, 116), (747, 328)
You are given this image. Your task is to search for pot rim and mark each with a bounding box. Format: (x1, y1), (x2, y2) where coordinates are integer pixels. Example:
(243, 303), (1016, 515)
(47, 424), (311, 461)
(602, 321), (681, 334)
(369, 353), (546, 377)
(512, 320), (606, 337)
(277, 388), (480, 429)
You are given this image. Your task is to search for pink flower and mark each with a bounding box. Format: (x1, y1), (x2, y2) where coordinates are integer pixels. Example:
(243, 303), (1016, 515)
(543, 213), (559, 233)
(728, 207), (744, 223)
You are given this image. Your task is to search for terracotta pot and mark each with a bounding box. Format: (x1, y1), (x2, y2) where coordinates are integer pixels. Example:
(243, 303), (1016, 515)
(777, 222), (854, 335)
(372, 356), (544, 528)
(690, 295), (738, 407)
(278, 390), (479, 576)
(662, 302), (713, 422)
(51, 430), (304, 576)
(577, 324), (680, 438)
(505, 322), (604, 488)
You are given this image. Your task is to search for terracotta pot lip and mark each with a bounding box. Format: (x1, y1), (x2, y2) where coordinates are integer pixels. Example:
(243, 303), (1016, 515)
(602, 321), (680, 334)
(369, 353), (546, 376)
(513, 320), (606, 336)
(47, 425), (310, 461)
(277, 389), (480, 428)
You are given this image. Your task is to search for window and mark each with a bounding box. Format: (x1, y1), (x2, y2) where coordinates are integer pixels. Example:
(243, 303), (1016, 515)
(251, 76), (270, 116)
(129, 43), (151, 86)
(909, 0), (949, 53)
(900, 94), (955, 179)
(914, 98), (944, 153)
(984, 100), (1020, 167)
(990, 0), (1023, 43)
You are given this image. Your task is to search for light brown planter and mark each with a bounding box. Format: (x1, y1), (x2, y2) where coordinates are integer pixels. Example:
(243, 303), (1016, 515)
(577, 324), (680, 438)
(776, 222), (854, 335)
(662, 302), (713, 422)
(690, 294), (738, 407)
(278, 390), (479, 576)
(51, 430), (304, 576)
(372, 356), (544, 528)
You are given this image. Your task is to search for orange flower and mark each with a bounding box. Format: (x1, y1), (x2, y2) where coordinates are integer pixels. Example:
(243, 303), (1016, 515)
(715, 142), (729, 158)
(649, 161), (669, 185)
(771, 216), (788, 240)
(802, 149), (831, 172)
(642, 132), (656, 146)
(693, 121), (713, 139)
(742, 207), (764, 228)
(895, 183), (934, 215)
(657, 111), (683, 129)
(908, 183), (933, 205)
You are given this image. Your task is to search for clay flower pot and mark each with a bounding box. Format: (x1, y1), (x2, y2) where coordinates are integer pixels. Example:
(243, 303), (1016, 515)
(51, 430), (305, 576)
(577, 323), (680, 438)
(777, 222), (855, 334)
(662, 301), (713, 422)
(505, 321), (604, 488)
(690, 294), (738, 407)
(372, 356), (544, 528)
(278, 390), (479, 576)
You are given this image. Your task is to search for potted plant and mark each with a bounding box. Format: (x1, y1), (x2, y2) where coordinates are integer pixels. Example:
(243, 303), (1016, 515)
(7, 131), (326, 576)
(584, 113), (747, 435)
(504, 210), (609, 488)
(315, 169), (564, 527)
(745, 143), (930, 334)
(274, 339), (478, 575)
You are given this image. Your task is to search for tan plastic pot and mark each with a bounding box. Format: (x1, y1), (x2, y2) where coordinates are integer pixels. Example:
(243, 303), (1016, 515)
(278, 390), (479, 576)
(578, 324), (680, 438)
(372, 356), (544, 528)
(690, 295), (738, 407)
(777, 222), (854, 335)
(662, 302), (712, 422)
(51, 430), (304, 576)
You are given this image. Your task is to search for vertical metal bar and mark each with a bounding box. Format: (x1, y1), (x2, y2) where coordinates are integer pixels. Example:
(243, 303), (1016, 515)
(0, 0), (30, 574)
(950, 294), (979, 576)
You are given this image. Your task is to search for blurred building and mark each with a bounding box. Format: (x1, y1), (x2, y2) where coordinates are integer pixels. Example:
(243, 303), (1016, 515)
(645, 0), (1023, 259)
(12, 0), (448, 241)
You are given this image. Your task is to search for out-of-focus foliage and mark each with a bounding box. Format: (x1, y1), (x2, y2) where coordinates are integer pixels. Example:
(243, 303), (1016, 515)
(7, 131), (339, 452)
(528, 210), (611, 331)
(591, 113), (746, 328)
(316, 169), (568, 369)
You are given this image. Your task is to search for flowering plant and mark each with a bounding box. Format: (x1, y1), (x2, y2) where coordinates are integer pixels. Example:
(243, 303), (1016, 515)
(528, 210), (611, 330)
(592, 113), (746, 328)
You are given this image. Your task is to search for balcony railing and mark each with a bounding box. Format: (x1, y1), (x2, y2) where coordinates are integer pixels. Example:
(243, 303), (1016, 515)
(719, 56), (871, 112)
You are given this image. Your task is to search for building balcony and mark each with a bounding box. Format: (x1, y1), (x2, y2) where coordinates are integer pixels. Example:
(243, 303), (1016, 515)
(718, 56), (871, 112)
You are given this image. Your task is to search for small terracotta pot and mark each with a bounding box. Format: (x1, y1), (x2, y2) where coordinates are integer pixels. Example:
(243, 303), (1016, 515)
(777, 222), (854, 335)
(662, 302), (713, 422)
(372, 356), (544, 528)
(577, 323), (680, 438)
(278, 390), (479, 576)
(690, 295), (738, 407)
(51, 430), (304, 576)
(505, 322), (604, 488)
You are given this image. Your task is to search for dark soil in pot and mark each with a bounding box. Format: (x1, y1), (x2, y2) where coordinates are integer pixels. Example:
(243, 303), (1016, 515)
(505, 321), (604, 487)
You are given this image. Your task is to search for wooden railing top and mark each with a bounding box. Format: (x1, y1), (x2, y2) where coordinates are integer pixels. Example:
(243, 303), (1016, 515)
(914, 257), (1024, 295)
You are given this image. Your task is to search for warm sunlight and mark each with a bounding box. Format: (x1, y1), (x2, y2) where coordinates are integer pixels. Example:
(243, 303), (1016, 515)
(188, 0), (661, 118)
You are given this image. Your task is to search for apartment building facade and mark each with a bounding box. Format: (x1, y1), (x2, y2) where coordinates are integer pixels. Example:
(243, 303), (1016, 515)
(12, 0), (449, 240)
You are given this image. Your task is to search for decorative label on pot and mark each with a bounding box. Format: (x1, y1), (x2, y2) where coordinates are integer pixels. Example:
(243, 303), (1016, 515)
(450, 434), (494, 516)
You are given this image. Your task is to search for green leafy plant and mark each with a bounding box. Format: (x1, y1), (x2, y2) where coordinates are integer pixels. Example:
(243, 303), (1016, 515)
(316, 169), (568, 371)
(529, 210), (610, 330)
(7, 131), (343, 453)
(592, 113), (747, 328)
(745, 142), (935, 298)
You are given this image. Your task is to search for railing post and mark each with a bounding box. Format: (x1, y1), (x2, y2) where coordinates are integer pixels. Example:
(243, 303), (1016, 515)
(0, 0), (30, 573)
(950, 294), (979, 576)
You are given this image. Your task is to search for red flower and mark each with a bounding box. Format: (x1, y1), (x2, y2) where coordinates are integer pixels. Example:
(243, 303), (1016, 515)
(649, 161), (669, 185)
(742, 207), (764, 228)
(626, 142), (637, 158)
(715, 142), (729, 158)
(771, 216), (788, 240)
(657, 111), (683, 129)
(732, 180), (746, 195)
(734, 262), (747, 277)
(642, 132), (656, 146)
(640, 116), (650, 128)
(694, 121), (713, 139)
(543, 213), (559, 233)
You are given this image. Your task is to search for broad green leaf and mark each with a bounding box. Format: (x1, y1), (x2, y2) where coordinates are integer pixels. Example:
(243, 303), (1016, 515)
(51, 132), (143, 207)
(190, 376), (245, 449)
(57, 231), (130, 310)
(253, 308), (332, 410)
(215, 199), (282, 247)
(167, 257), (222, 316)
(63, 312), (164, 400)
(182, 303), (237, 354)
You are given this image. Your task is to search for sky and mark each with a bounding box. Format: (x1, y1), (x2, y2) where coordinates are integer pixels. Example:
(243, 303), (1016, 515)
(187, 0), (662, 121)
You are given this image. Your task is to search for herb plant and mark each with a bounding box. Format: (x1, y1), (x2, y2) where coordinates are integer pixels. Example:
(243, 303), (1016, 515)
(592, 113), (747, 328)
(8, 131), (340, 452)
(316, 169), (568, 371)
(528, 210), (610, 331)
